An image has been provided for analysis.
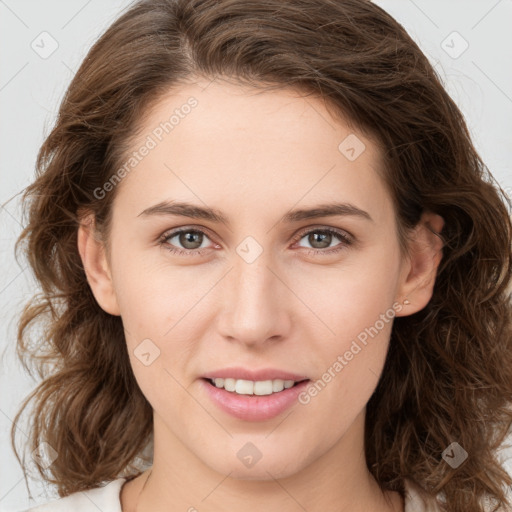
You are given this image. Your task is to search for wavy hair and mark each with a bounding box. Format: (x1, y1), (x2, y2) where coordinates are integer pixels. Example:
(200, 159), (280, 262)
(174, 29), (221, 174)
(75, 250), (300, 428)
(10, 0), (512, 510)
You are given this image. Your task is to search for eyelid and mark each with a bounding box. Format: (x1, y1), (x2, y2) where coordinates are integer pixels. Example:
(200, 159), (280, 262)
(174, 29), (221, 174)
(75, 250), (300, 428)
(158, 225), (219, 253)
(159, 224), (353, 241)
(292, 224), (354, 243)
(159, 225), (216, 242)
(159, 224), (354, 255)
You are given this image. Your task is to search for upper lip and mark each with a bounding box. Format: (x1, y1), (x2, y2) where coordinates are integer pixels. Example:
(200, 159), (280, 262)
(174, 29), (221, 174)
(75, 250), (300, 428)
(202, 367), (309, 382)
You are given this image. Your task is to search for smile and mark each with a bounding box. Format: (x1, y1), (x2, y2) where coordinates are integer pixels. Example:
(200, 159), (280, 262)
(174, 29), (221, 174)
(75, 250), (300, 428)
(208, 377), (305, 395)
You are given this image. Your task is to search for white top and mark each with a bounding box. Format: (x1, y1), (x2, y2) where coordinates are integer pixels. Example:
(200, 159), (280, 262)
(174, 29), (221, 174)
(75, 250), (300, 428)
(19, 477), (441, 511)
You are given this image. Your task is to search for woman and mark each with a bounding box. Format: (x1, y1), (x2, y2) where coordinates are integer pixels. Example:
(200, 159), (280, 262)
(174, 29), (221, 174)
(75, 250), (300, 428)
(12, 0), (512, 511)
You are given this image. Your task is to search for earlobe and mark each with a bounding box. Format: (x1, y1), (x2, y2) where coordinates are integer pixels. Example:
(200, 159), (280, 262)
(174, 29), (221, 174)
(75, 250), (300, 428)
(395, 211), (445, 317)
(77, 214), (121, 316)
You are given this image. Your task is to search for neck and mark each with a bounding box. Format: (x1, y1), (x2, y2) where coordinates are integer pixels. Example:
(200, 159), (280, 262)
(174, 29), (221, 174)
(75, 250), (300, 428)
(128, 410), (403, 512)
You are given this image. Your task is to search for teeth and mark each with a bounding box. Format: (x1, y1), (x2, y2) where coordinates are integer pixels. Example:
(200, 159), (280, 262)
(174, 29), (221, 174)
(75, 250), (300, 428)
(211, 378), (298, 395)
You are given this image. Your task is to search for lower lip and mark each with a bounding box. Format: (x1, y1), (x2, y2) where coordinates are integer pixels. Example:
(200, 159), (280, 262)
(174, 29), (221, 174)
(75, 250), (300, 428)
(200, 378), (310, 422)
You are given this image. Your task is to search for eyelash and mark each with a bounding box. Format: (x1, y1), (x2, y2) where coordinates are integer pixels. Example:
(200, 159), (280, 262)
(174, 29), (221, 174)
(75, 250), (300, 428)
(158, 226), (353, 257)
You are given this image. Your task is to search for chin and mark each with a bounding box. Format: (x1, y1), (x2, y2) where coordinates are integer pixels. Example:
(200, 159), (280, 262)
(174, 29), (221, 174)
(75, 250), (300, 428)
(204, 452), (307, 481)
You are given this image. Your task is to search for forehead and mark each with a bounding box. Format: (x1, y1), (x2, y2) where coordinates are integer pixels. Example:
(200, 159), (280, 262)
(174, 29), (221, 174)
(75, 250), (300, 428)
(112, 78), (392, 223)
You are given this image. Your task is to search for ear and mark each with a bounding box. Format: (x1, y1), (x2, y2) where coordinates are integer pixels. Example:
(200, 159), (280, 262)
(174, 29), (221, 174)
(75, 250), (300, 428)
(395, 211), (445, 317)
(77, 213), (120, 316)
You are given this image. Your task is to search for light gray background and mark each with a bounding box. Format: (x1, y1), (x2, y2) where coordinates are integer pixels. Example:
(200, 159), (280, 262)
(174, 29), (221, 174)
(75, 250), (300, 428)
(1, 0), (511, 510)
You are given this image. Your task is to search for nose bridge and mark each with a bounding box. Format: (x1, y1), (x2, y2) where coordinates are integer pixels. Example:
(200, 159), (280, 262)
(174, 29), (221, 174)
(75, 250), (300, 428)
(233, 246), (274, 304)
(218, 239), (291, 345)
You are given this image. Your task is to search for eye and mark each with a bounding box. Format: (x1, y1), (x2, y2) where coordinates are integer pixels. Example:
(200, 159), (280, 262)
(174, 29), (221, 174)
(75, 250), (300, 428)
(159, 226), (353, 257)
(293, 227), (353, 255)
(159, 228), (215, 256)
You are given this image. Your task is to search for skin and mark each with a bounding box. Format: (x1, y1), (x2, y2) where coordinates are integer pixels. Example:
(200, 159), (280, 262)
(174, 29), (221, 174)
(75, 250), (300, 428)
(78, 77), (444, 512)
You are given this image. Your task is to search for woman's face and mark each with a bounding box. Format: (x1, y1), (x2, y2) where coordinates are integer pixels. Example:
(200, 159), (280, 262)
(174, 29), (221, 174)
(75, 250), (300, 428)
(80, 78), (440, 481)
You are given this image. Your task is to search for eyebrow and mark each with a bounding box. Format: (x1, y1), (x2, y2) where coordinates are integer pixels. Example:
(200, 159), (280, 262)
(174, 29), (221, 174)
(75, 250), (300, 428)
(138, 200), (373, 225)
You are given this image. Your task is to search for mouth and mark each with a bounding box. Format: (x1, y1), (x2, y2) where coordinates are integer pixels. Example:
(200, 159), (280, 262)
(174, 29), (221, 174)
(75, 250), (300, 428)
(200, 376), (311, 421)
(203, 377), (310, 396)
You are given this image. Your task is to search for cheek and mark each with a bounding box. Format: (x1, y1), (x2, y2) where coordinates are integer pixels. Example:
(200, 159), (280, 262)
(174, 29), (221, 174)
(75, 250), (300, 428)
(109, 251), (208, 380)
(111, 255), (198, 412)
(299, 299), (395, 433)
(302, 246), (401, 338)
(110, 248), (189, 329)
(298, 246), (400, 404)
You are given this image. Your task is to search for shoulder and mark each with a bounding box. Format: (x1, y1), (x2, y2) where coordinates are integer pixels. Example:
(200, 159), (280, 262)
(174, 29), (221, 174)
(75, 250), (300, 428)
(20, 477), (435, 512)
(19, 478), (127, 512)
(404, 478), (442, 512)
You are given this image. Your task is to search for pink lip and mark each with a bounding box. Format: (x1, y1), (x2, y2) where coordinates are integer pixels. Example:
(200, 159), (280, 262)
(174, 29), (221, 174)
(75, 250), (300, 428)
(202, 367), (309, 382)
(200, 378), (310, 422)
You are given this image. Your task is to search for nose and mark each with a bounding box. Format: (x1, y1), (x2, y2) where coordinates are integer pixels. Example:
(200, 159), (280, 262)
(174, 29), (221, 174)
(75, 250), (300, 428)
(216, 249), (293, 349)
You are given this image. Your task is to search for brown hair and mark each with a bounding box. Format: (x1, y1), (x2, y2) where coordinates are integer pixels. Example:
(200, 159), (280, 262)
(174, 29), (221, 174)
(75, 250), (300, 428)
(11, 0), (512, 510)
